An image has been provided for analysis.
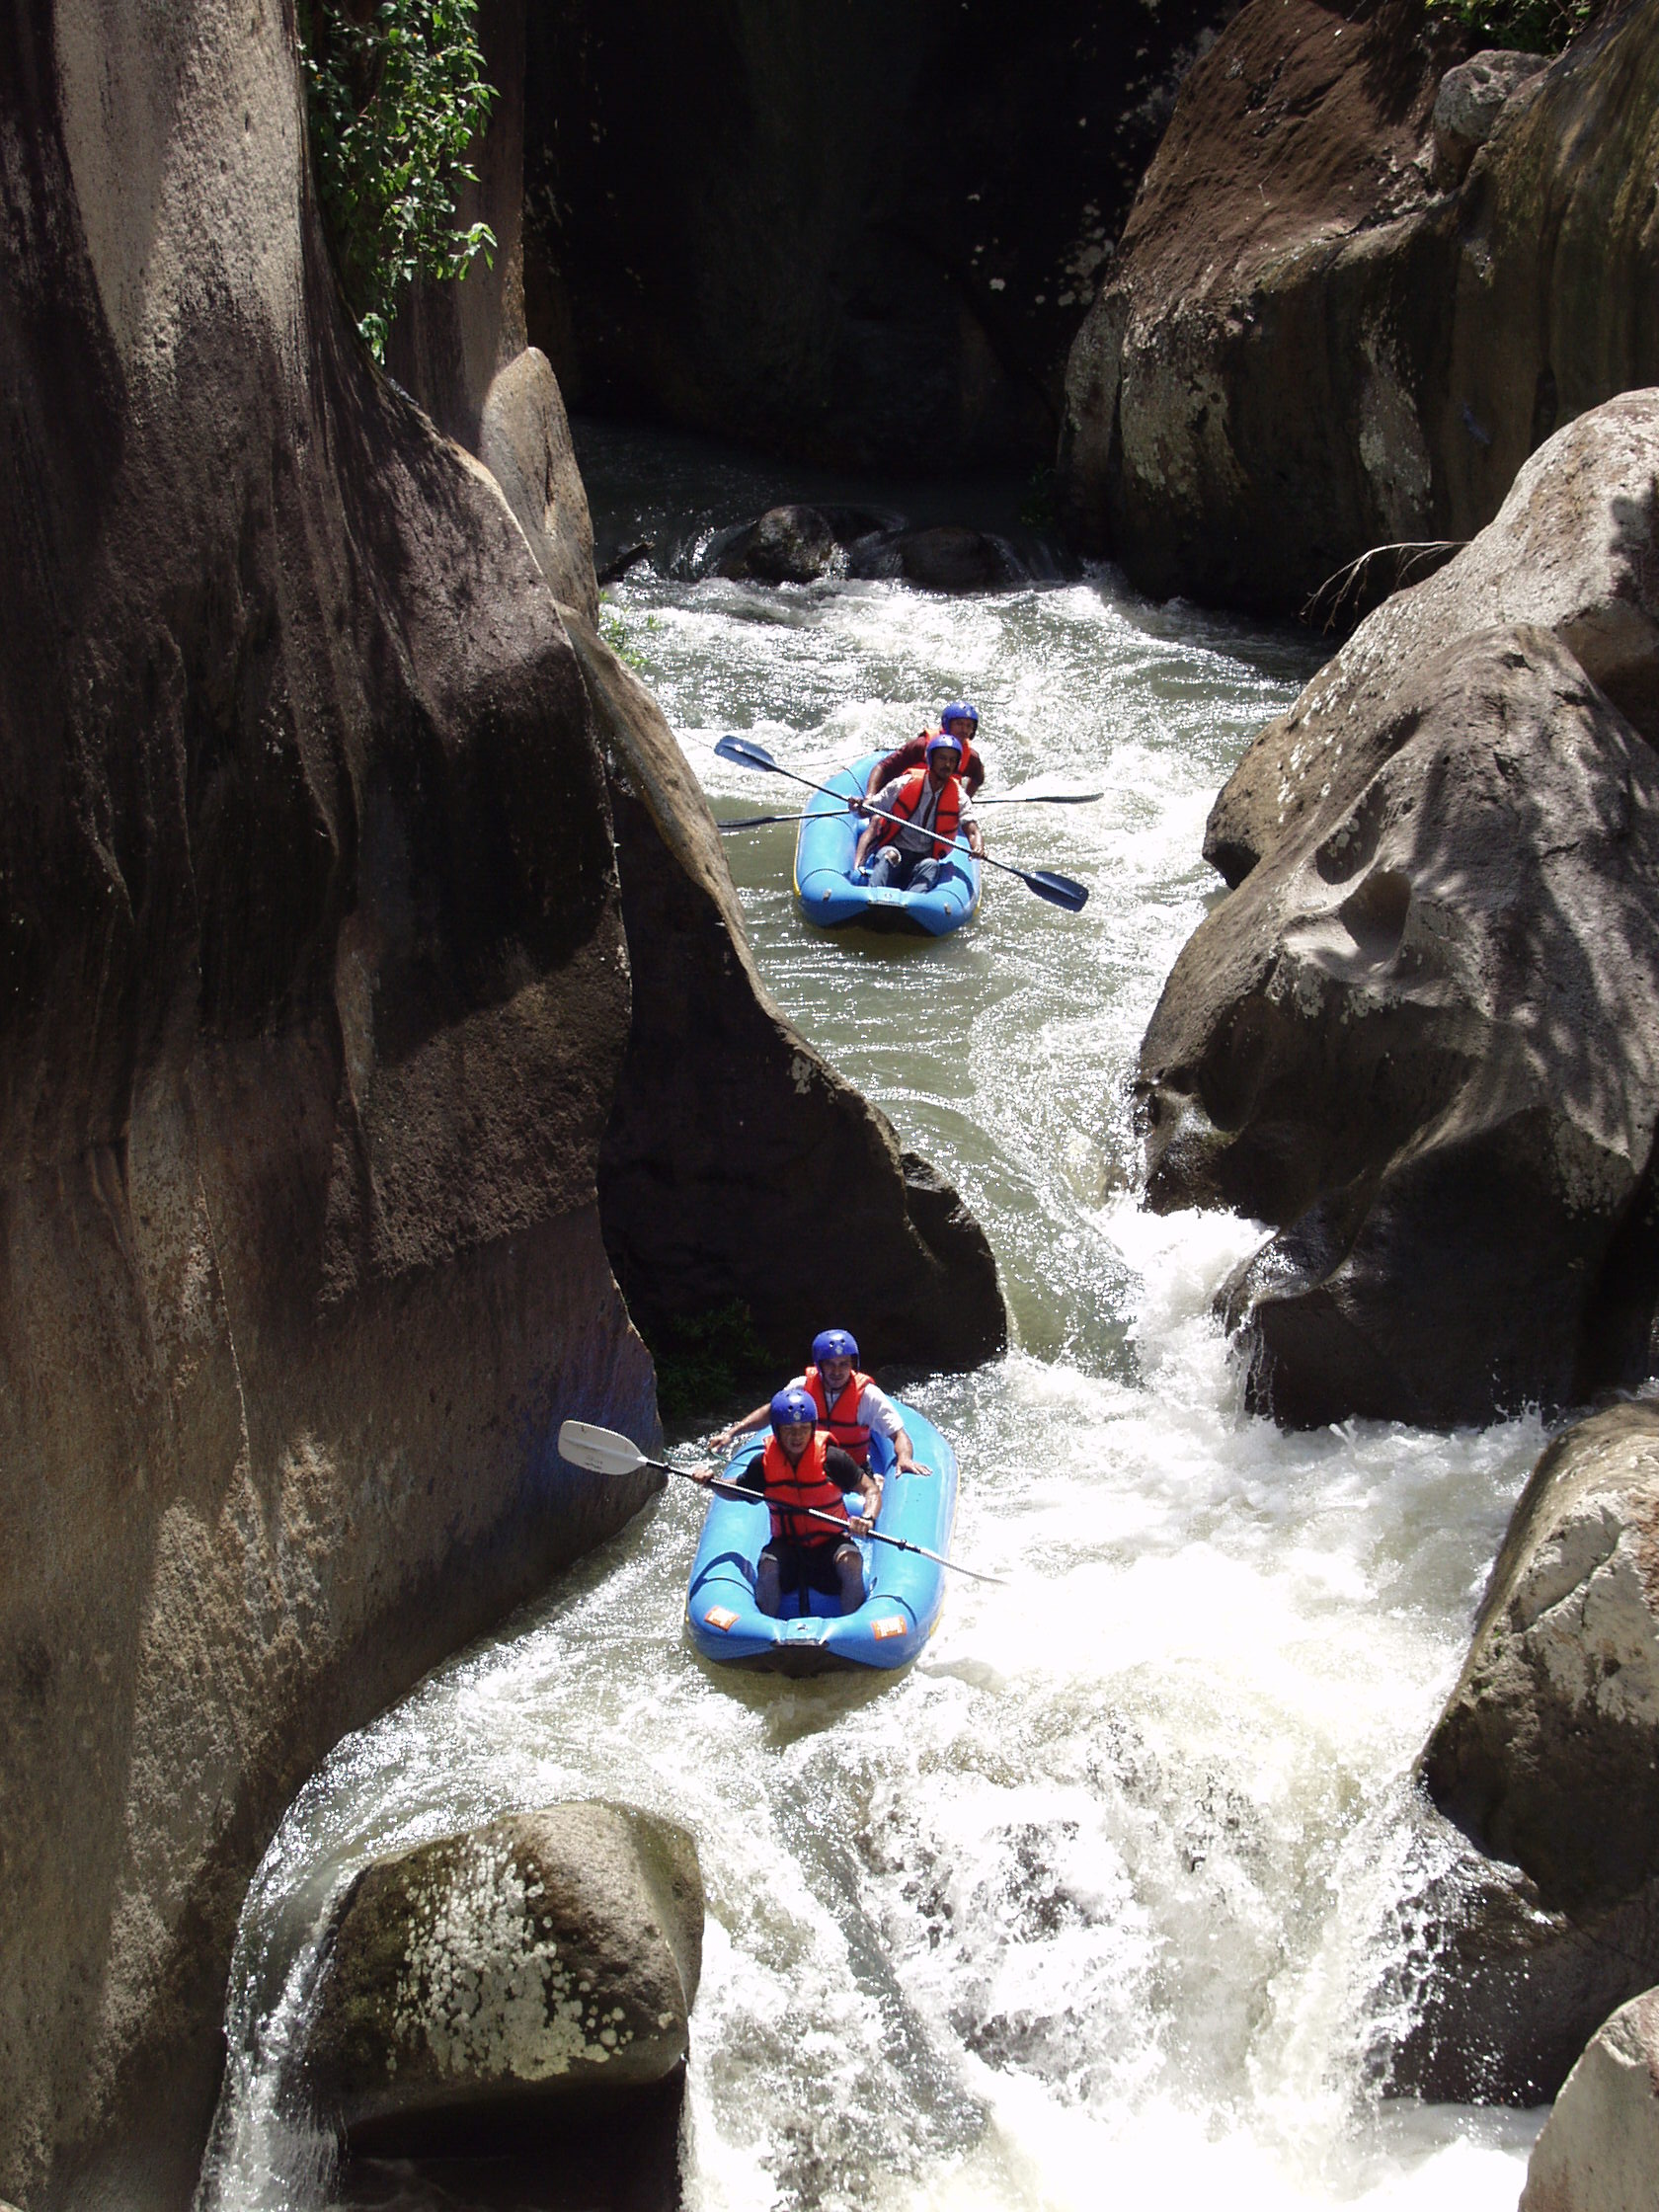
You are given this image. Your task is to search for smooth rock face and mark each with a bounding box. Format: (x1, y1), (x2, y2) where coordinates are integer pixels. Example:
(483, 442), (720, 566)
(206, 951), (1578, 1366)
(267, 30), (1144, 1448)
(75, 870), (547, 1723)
(569, 616), (1008, 1376)
(523, 0), (1236, 469)
(1521, 1987), (1659, 2212)
(306, 1804), (701, 2152)
(1423, 1404), (1659, 1912)
(1059, 0), (1659, 614)
(1140, 395), (1659, 1428)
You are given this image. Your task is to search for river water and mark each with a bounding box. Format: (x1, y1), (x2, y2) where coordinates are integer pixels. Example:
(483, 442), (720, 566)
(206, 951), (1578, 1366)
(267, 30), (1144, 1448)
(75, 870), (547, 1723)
(199, 430), (1546, 2212)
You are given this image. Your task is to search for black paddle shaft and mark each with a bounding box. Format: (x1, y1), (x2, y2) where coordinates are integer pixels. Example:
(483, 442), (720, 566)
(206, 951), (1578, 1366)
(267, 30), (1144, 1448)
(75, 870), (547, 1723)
(713, 735), (1088, 912)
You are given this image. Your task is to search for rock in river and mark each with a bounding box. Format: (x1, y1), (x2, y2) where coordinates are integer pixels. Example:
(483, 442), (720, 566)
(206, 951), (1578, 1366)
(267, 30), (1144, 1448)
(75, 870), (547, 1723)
(1422, 1403), (1659, 1914)
(1520, 1986), (1659, 2211)
(1139, 393), (1659, 1428)
(306, 1803), (701, 2160)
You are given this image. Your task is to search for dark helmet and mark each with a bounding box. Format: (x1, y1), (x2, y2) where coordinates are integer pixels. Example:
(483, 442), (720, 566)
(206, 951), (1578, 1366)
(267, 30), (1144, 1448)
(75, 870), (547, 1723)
(926, 732), (964, 765)
(770, 1385), (819, 1432)
(812, 1328), (859, 1366)
(940, 699), (980, 732)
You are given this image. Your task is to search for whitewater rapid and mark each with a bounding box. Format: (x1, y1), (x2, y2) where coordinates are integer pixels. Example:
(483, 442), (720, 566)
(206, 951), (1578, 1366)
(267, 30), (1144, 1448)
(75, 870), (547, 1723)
(198, 428), (1546, 2212)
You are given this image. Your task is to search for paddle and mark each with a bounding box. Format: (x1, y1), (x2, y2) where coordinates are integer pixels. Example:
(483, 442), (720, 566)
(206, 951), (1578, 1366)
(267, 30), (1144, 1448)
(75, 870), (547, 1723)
(717, 788), (1105, 833)
(713, 735), (1090, 912)
(557, 1419), (1009, 1586)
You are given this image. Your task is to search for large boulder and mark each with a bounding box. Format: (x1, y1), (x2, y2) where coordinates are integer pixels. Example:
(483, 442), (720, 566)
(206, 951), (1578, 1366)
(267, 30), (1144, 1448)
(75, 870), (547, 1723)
(1422, 1404), (1659, 1912)
(1138, 394), (1659, 1427)
(1059, 0), (1659, 616)
(522, 0), (1238, 470)
(714, 505), (846, 585)
(305, 1804), (700, 2159)
(570, 615), (1008, 1377)
(1520, 1988), (1659, 2211)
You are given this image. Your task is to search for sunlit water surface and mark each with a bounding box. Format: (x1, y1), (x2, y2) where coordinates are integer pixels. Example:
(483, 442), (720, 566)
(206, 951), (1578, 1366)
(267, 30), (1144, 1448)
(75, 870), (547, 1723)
(199, 428), (1544, 2212)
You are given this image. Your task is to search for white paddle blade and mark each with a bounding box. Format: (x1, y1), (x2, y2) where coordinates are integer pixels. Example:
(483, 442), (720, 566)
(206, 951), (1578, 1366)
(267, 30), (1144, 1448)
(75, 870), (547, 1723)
(557, 1419), (649, 1477)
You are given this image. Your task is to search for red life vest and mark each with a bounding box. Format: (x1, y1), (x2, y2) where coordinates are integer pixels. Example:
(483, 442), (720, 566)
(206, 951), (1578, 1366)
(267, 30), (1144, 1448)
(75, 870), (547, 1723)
(804, 1365), (875, 1464)
(876, 767), (963, 859)
(760, 1431), (850, 1546)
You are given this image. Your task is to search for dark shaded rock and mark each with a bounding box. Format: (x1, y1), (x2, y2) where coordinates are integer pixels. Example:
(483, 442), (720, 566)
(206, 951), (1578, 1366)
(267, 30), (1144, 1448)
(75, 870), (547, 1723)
(1520, 1986), (1659, 2209)
(597, 540), (655, 586)
(1422, 1404), (1659, 1913)
(1059, 0), (1659, 616)
(892, 525), (1021, 593)
(1369, 1820), (1659, 2106)
(1432, 47), (1546, 189)
(0, 2), (667, 2205)
(714, 505), (845, 584)
(305, 1805), (700, 2157)
(1139, 394), (1659, 1429)
(523, 0), (1239, 471)
(567, 617), (1008, 1377)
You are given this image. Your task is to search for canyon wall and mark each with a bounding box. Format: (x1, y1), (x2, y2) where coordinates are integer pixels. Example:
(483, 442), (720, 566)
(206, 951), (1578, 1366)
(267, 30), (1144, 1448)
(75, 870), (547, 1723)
(1059, 0), (1659, 615)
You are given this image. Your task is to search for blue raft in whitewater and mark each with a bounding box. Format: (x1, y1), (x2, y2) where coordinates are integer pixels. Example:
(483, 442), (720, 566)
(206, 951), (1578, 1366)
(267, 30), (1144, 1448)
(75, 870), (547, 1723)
(685, 1400), (959, 1674)
(793, 753), (982, 936)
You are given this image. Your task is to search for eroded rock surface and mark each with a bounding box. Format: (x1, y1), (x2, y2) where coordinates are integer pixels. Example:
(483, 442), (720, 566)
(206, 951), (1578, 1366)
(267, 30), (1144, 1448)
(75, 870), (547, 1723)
(1423, 1404), (1659, 1912)
(306, 1804), (701, 2154)
(1520, 1987), (1659, 2211)
(1059, 0), (1659, 613)
(1139, 394), (1659, 1426)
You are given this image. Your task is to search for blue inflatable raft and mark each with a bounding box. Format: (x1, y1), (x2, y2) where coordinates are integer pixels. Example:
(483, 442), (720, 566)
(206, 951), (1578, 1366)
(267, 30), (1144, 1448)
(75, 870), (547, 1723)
(685, 1400), (959, 1674)
(793, 753), (982, 936)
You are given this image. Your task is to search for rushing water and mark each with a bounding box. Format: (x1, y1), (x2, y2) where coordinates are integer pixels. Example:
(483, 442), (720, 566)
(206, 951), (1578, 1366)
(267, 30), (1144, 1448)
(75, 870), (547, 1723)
(199, 429), (1547, 2212)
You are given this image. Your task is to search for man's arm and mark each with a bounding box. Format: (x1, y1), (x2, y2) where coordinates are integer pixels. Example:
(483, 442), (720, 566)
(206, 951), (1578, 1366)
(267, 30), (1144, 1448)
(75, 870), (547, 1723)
(957, 792), (986, 860)
(864, 736), (924, 797)
(860, 1384), (926, 1475)
(854, 779), (902, 870)
(825, 1443), (883, 1532)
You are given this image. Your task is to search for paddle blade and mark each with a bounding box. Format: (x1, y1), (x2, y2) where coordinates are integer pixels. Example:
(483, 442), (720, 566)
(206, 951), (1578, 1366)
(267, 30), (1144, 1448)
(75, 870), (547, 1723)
(715, 733), (781, 773)
(1022, 868), (1089, 912)
(985, 786), (1105, 806)
(558, 1419), (649, 1477)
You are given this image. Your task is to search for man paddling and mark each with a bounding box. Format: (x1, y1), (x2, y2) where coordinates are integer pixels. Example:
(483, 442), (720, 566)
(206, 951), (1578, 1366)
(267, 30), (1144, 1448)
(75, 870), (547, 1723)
(854, 728), (985, 894)
(863, 699), (987, 800)
(694, 1386), (881, 1617)
(709, 1329), (924, 1474)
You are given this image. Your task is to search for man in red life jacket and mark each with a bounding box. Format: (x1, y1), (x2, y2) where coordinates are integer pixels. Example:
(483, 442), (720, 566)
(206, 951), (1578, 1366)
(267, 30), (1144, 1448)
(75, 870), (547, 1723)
(709, 1329), (925, 1475)
(695, 1385), (881, 1616)
(863, 699), (987, 802)
(853, 729), (985, 895)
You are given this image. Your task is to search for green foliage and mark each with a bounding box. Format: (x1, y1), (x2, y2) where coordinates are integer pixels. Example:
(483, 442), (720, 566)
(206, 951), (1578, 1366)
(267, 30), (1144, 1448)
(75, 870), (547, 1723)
(297, 0), (497, 359)
(645, 1303), (772, 1426)
(1427, 0), (1590, 54)
(599, 599), (660, 673)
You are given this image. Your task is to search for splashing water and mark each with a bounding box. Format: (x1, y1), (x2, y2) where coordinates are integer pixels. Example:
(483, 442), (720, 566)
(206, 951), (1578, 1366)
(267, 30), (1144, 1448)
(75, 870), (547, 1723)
(198, 430), (1545, 2212)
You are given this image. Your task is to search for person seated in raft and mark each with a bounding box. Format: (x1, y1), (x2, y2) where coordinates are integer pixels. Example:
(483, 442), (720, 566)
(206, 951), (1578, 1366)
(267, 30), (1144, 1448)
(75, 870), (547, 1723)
(862, 699), (988, 801)
(853, 728), (986, 894)
(709, 1329), (926, 1474)
(695, 1386), (882, 1617)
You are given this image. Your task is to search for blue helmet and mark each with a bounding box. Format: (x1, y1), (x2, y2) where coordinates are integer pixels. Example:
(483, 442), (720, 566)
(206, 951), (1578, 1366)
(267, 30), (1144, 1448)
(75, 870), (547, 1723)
(770, 1385), (819, 1432)
(926, 732), (964, 763)
(812, 1328), (859, 1366)
(940, 699), (980, 732)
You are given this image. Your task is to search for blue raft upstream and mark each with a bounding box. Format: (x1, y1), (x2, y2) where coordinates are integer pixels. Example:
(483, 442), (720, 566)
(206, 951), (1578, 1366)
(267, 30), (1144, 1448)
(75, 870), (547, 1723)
(792, 753), (982, 936)
(684, 1401), (959, 1674)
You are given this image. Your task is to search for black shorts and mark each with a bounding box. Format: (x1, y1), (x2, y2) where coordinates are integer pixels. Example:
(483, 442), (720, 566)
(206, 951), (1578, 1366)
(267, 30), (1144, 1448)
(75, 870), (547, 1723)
(761, 1537), (858, 1597)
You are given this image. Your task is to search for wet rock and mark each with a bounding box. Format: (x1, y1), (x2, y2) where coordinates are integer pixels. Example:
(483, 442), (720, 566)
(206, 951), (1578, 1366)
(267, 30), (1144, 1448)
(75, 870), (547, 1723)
(1520, 1987), (1659, 2210)
(306, 1806), (700, 2157)
(1139, 395), (1659, 1428)
(1372, 1810), (1659, 2106)
(1058, 0), (1659, 615)
(1422, 1404), (1659, 1912)
(567, 613), (1008, 1377)
(1431, 47), (1545, 189)
(714, 505), (845, 585)
(890, 525), (1021, 593)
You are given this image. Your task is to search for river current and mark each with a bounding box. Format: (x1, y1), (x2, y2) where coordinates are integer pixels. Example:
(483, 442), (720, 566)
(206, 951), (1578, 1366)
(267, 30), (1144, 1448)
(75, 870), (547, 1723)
(199, 429), (1546, 2212)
